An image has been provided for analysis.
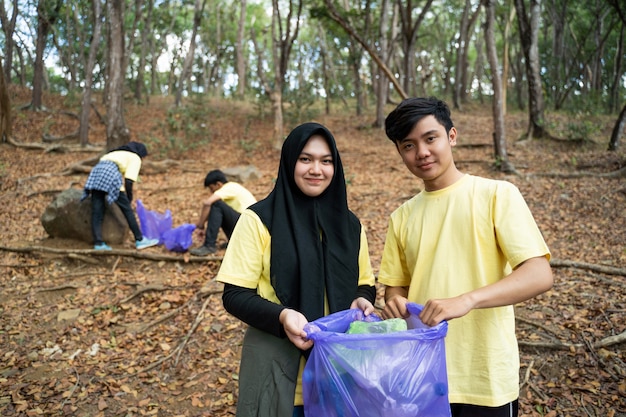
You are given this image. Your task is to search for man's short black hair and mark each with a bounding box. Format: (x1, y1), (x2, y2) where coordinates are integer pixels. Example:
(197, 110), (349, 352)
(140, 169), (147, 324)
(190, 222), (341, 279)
(204, 170), (227, 187)
(385, 97), (454, 143)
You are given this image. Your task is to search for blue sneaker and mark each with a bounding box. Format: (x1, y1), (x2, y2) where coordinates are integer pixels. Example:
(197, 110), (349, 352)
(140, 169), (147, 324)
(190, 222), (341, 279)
(136, 237), (159, 250)
(94, 243), (112, 250)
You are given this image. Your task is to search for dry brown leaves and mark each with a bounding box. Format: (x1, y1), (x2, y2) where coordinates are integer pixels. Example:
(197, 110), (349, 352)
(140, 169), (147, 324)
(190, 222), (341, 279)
(0, 87), (625, 416)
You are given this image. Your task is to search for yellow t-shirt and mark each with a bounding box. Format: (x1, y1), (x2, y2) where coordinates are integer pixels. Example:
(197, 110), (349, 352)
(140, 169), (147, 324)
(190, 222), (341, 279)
(214, 182), (257, 213)
(100, 150), (142, 191)
(216, 209), (376, 405)
(378, 174), (550, 407)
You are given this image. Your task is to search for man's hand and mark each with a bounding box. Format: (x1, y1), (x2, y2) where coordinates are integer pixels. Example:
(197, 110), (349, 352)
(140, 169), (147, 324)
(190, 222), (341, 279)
(419, 295), (473, 326)
(381, 295), (409, 319)
(279, 308), (313, 350)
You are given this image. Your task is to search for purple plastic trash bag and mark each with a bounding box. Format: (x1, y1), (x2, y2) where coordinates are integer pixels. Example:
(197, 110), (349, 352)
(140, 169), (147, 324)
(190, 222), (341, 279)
(136, 199), (173, 243)
(303, 303), (450, 417)
(162, 223), (196, 252)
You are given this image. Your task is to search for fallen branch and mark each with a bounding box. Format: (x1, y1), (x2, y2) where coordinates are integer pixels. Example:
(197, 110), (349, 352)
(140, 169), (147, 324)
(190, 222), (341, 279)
(174, 296), (212, 367)
(0, 244), (223, 263)
(550, 258), (626, 277)
(527, 166), (626, 179)
(518, 330), (626, 350)
(119, 284), (167, 304)
(37, 284), (80, 292)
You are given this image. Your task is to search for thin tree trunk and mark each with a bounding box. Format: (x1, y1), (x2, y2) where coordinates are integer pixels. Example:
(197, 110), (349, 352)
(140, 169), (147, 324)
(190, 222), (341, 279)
(608, 103), (626, 151)
(106, 0), (130, 150)
(514, 0), (547, 140)
(483, 0), (513, 172)
(236, 0), (247, 99)
(32, 0), (61, 110)
(0, 58), (11, 142)
(175, 0), (206, 107)
(0, 2), (18, 83)
(79, 0), (103, 147)
(135, 0), (153, 103)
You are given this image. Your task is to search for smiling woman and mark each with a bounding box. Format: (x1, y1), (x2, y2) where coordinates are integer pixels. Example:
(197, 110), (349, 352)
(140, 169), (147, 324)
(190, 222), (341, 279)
(293, 134), (334, 197)
(215, 122), (377, 417)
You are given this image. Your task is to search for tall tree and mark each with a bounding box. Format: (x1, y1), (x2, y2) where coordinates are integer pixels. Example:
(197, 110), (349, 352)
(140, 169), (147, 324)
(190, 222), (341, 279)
(134, 0), (153, 103)
(397, 0), (435, 97)
(323, 0), (407, 102)
(252, 0), (303, 146)
(106, 0), (130, 149)
(175, 0), (206, 107)
(79, 0), (104, 147)
(0, 57), (11, 142)
(513, 0), (547, 140)
(0, 1), (19, 83)
(453, 0), (481, 110)
(31, 0), (62, 110)
(483, 0), (513, 172)
(235, 0), (247, 99)
(607, 0), (626, 151)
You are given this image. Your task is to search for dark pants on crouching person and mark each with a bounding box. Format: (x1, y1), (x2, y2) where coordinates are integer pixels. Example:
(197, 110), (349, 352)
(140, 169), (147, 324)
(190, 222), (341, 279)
(91, 190), (142, 245)
(204, 200), (240, 247)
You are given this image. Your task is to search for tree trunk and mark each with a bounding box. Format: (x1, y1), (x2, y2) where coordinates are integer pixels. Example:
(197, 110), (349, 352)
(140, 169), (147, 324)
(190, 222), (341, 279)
(502, 5), (516, 115)
(135, 0), (153, 103)
(175, 0), (206, 107)
(513, 0), (547, 140)
(106, 0), (130, 150)
(324, 0), (407, 100)
(374, 0), (393, 128)
(608, 103), (626, 151)
(32, 0), (61, 110)
(397, 0), (434, 97)
(0, 2), (19, 83)
(483, 0), (513, 173)
(0, 58), (11, 142)
(79, 0), (103, 147)
(236, 0), (247, 99)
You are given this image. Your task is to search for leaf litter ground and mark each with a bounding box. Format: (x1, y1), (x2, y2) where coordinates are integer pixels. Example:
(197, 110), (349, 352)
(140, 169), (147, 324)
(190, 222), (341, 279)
(0, 89), (625, 416)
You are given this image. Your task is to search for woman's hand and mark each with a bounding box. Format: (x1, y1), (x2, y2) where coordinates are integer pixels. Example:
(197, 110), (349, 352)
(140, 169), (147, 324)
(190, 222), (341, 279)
(279, 308), (313, 350)
(350, 297), (375, 316)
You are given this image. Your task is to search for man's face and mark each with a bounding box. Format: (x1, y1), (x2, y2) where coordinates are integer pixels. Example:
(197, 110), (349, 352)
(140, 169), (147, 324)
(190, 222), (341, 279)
(396, 115), (457, 191)
(208, 182), (222, 193)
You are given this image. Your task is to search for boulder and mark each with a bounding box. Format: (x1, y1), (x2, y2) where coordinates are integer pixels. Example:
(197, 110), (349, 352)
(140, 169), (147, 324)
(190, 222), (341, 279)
(41, 188), (129, 244)
(222, 165), (262, 183)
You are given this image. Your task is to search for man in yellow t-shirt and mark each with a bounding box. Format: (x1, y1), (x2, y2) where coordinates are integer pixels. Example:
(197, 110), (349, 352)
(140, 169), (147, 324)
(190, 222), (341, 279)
(379, 97), (553, 417)
(190, 169), (257, 256)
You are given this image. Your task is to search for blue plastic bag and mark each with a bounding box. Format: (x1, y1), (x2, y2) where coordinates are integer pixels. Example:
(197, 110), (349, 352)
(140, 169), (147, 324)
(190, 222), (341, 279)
(303, 303), (450, 417)
(162, 223), (196, 252)
(136, 199), (173, 244)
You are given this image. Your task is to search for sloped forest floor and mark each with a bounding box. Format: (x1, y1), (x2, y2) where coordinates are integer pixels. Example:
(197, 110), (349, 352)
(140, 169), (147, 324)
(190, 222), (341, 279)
(0, 87), (625, 417)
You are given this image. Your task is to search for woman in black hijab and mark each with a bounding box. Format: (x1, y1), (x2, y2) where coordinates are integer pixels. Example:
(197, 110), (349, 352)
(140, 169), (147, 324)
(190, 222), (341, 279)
(216, 123), (376, 417)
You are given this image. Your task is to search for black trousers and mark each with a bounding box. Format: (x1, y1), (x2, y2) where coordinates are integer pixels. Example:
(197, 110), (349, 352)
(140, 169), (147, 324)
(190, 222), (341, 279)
(204, 200), (240, 247)
(91, 190), (142, 244)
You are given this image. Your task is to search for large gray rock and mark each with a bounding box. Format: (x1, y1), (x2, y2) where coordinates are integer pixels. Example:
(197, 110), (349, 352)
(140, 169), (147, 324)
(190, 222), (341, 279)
(41, 188), (129, 244)
(222, 165), (262, 183)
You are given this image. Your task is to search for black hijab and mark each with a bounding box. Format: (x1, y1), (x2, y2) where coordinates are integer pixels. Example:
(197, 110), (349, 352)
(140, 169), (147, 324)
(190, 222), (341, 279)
(250, 123), (361, 322)
(113, 141), (148, 158)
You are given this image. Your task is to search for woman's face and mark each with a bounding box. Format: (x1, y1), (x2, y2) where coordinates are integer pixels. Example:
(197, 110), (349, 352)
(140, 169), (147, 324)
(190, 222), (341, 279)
(294, 135), (334, 197)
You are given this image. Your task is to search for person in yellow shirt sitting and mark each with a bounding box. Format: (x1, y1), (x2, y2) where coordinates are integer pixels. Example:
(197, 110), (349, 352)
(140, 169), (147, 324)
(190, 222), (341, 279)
(190, 169), (257, 256)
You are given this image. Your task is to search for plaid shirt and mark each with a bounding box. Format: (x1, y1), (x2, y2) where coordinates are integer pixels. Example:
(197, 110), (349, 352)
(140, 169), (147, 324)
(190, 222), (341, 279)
(82, 160), (123, 205)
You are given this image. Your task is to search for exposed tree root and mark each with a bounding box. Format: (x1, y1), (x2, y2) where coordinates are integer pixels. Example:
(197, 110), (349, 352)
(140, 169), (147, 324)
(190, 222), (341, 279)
(0, 244), (223, 263)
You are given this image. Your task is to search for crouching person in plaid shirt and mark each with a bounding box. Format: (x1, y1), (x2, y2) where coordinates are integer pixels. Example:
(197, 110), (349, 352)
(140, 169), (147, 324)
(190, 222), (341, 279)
(82, 141), (159, 251)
